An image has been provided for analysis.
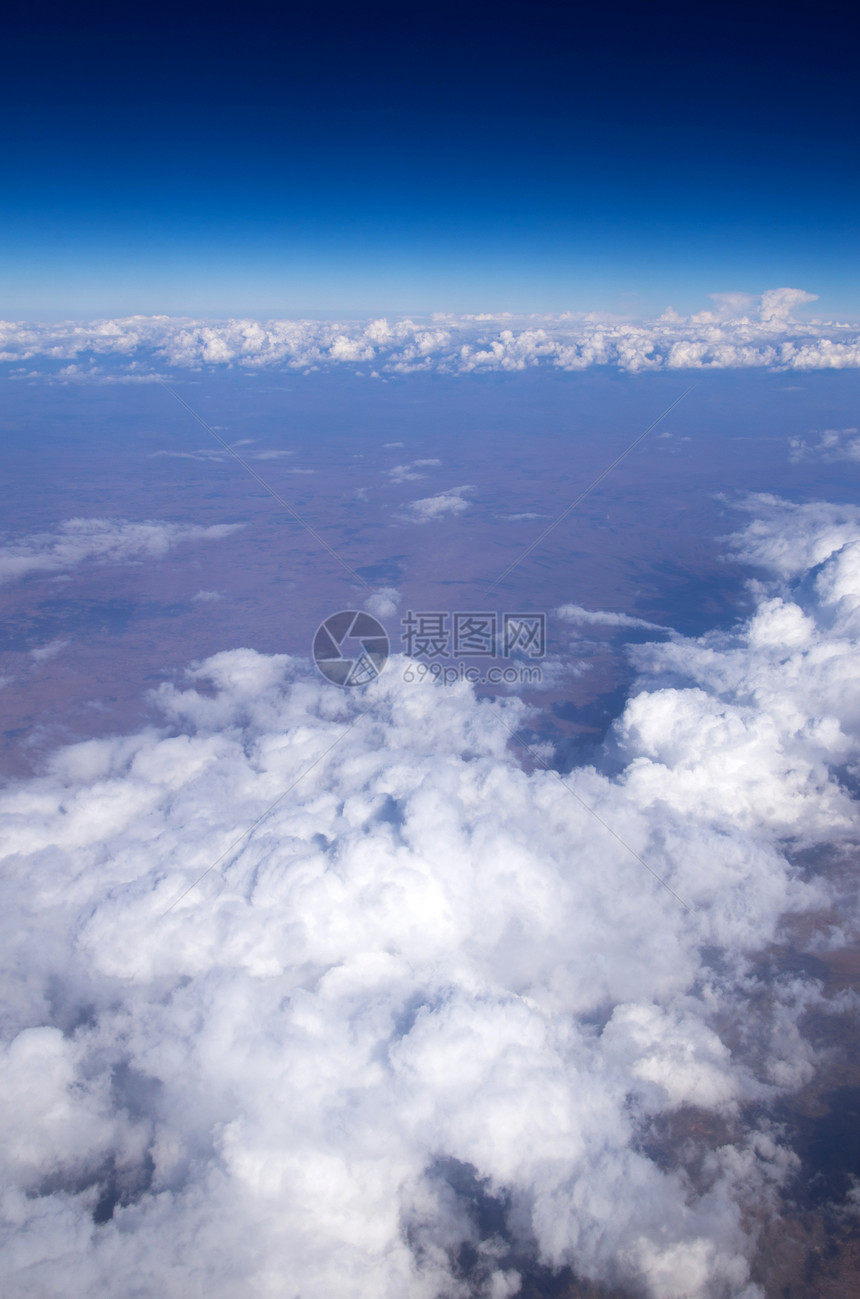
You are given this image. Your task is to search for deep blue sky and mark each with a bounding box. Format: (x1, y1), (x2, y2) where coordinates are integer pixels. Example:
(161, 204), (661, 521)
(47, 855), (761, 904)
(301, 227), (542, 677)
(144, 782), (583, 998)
(2, 0), (857, 318)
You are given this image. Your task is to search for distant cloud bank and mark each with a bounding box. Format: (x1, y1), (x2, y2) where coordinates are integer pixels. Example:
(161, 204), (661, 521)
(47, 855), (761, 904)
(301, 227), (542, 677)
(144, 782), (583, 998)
(3, 289), (860, 378)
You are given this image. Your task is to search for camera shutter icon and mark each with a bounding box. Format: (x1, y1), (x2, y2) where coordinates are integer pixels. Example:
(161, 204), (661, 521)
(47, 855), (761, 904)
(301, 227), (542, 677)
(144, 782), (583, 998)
(313, 611), (390, 687)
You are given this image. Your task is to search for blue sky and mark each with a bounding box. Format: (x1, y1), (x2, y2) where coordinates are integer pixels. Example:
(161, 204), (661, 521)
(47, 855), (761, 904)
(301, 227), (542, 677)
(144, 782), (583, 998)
(2, 0), (857, 318)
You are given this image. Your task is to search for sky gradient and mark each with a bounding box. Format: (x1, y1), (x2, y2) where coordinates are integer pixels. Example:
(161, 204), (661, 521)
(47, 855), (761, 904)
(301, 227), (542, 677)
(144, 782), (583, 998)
(3, 0), (858, 318)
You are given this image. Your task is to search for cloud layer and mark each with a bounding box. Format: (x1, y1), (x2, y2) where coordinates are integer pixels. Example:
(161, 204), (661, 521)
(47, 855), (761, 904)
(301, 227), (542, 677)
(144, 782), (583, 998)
(3, 290), (860, 378)
(1, 496), (859, 1297)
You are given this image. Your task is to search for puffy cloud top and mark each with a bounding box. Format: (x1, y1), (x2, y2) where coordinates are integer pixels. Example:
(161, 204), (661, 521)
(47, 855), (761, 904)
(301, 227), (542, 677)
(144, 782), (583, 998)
(1, 497), (859, 1296)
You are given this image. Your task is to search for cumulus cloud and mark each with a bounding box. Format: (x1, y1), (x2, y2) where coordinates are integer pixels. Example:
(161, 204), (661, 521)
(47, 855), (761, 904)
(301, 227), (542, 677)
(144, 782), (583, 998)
(758, 287), (818, 323)
(0, 496), (859, 1296)
(1, 290), (858, 379)
(405, 486), (474, 522)
(0, 518), (243, 584)
(724, 494), (860, 580)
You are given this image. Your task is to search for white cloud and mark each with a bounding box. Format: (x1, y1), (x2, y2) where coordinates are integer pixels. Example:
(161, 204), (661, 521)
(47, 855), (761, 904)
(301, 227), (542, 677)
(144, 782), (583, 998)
(707, 292), (756, 318)
(759, 287), (818, 322)
(363, 586), (401, 619)
(388, 464), (424, 482)
(405, 486), (474, 522)
(30, 639), (70, 663)
(725, 494), (860, 580)
(2, 290), (857, 379)
(789, 426), (860, 463)
(0, 518), (243, 584)
(150, 447), (228, 461)
(153, 446), (295, 462)
(557, 604), (668, 631)
(388, 459), (442, 483)
(0, 497), (858, 1296)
